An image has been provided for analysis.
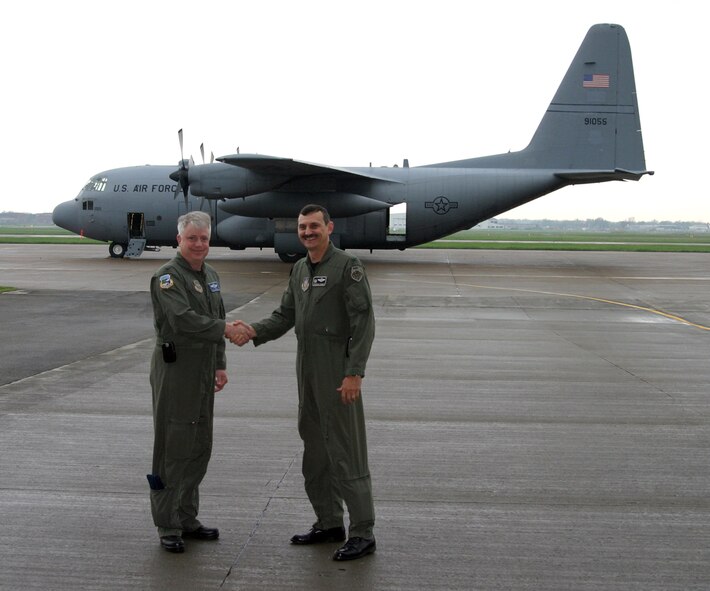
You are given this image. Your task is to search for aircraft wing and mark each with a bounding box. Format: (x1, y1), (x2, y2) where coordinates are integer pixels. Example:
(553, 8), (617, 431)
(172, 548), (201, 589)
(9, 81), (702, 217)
(217, 154), (403, 183)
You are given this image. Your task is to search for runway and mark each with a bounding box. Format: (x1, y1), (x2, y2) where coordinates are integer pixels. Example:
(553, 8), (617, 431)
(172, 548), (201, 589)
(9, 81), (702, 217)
(1, 244), (709, 590)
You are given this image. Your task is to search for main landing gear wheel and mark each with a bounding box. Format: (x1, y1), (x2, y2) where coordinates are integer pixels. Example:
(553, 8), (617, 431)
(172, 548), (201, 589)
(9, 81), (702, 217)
(278, 252), (304, 263)
(109, 242), (127, 258)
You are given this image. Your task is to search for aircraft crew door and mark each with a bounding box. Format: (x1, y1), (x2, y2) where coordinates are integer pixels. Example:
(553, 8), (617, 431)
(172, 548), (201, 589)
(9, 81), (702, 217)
(125, 212), (146, 258)
(386, 203), (406, 242)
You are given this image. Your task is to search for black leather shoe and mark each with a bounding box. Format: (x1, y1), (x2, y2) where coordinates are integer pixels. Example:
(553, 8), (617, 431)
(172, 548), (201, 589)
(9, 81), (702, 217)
(290, 525), (346, 545)
(182, 525), (219, 540)
(333, 537), (376, 561)
(160, 535), (185, 553)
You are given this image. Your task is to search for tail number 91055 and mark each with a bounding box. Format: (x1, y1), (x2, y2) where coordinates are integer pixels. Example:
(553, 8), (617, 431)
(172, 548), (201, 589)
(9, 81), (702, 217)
(585, 117), (607, 125)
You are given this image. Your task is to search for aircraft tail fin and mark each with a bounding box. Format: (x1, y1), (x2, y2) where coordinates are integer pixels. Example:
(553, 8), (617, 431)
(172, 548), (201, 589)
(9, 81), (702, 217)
(433, 24), (652, 179)
(522, 23), (650, 175)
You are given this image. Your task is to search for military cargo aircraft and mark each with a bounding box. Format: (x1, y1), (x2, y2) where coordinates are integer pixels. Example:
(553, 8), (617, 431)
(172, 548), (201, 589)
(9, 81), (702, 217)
(52, 23), (652, 262)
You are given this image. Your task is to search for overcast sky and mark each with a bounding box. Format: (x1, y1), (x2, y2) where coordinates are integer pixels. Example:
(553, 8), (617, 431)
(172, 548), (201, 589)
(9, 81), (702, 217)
(1, 0), (706, 222)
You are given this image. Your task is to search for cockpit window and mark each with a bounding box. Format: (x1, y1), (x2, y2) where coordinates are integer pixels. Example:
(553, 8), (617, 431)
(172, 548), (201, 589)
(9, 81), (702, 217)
(83, 177), (108, 192)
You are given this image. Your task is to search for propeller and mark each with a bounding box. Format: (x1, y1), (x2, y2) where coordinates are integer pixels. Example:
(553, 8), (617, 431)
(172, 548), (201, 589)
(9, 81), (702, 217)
(198, 142), (216, 215)
(169, 129), (191, 206)
(199, 143), (214, 164)
(169, 130), (218, 215)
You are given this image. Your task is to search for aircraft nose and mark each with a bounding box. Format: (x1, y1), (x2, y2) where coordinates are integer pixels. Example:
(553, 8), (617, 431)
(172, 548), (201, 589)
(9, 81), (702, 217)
(52, 200), (79, 233)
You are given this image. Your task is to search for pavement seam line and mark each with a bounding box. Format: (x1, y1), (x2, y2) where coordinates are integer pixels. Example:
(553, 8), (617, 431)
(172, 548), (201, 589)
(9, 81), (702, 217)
(220, 451), (299, 587)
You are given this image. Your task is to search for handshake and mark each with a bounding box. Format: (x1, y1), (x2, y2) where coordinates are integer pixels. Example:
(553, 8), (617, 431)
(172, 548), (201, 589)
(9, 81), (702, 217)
(224, 320), (256, 347)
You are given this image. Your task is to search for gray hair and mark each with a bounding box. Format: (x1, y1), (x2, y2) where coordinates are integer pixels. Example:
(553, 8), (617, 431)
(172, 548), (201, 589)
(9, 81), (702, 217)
(177, 211), (211, 235)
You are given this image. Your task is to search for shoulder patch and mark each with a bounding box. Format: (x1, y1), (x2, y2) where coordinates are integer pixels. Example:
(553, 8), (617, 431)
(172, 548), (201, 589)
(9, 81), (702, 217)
(350, 265), (364, 282)
(159, 274), (174, 289)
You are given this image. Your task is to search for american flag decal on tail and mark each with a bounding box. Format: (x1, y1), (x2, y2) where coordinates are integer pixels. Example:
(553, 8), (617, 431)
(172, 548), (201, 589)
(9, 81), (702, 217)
(583, 73), (610, 88)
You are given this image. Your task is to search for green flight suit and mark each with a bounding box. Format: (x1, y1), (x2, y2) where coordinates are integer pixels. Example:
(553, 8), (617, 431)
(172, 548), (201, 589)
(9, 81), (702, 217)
(148, 251), (227, 537)
(252, 243), (376, 538)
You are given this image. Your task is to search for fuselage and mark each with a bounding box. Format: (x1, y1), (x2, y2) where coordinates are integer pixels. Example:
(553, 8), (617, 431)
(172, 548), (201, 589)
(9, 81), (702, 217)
(52, 163), (565, 259)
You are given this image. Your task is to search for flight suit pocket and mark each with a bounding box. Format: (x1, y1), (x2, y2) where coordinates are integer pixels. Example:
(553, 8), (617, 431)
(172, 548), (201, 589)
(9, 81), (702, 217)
(346, 282), (370, 311)
(320, 325), (344, 338)
(165, 420), (199, 461)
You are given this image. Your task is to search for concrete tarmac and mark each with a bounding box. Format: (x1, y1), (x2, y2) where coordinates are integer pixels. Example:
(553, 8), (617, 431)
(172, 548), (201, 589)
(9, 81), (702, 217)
(1, 244), (709, 590)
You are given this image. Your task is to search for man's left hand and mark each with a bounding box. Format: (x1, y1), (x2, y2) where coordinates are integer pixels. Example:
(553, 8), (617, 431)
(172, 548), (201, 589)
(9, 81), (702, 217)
(215, 369), (228, 392)
(337, 375), (362, 405)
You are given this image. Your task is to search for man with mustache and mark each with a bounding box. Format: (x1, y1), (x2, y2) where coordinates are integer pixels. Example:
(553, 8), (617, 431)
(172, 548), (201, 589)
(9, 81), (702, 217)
(237, 204), (377, 561)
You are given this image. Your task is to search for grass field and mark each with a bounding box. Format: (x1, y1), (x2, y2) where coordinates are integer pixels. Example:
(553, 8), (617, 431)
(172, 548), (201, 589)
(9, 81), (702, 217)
(1, 227), (709, 253)
(0, 226), (103, 244)
(443, 229), (710, 244)
(0, 226), (74, 235)
(422, 230), (710, 252)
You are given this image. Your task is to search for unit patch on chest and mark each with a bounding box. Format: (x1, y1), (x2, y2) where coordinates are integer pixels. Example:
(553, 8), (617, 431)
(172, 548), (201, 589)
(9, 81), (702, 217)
(193, 279), (204, 294)
(301, 277), (310, 292)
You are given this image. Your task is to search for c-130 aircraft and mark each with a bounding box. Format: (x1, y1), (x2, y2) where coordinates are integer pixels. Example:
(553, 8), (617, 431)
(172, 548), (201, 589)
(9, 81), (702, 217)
(53, 24), (652, 262)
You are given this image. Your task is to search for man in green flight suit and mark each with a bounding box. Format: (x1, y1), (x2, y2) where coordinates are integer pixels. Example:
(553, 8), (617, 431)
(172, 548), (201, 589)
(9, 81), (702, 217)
(148, 211), (241, 553)
(236, 204), (377, 561)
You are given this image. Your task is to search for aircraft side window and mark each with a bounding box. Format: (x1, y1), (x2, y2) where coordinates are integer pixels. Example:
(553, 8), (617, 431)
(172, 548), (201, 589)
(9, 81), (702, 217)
(82, 200), (94, 211)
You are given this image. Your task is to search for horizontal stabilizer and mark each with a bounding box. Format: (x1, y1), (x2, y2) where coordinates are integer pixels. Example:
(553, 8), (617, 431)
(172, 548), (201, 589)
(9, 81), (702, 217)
(555, 169), (655, 183)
